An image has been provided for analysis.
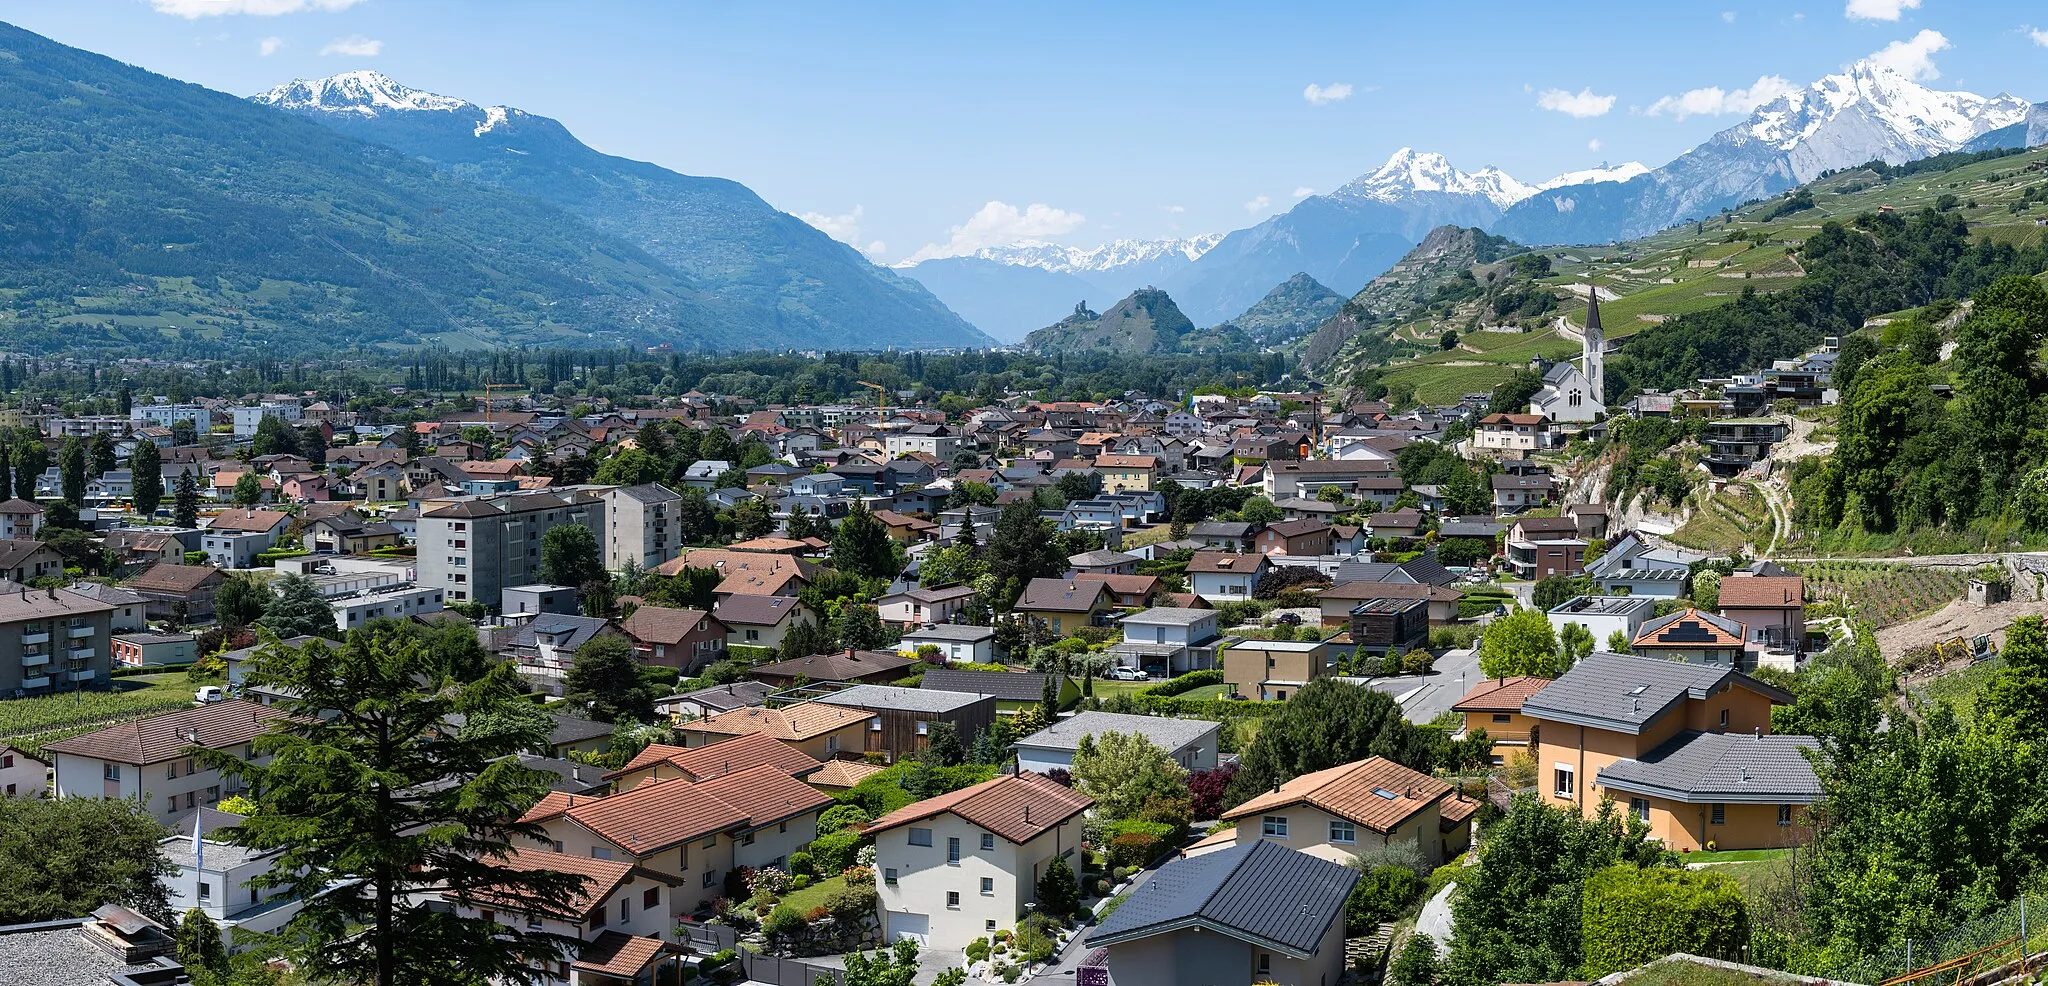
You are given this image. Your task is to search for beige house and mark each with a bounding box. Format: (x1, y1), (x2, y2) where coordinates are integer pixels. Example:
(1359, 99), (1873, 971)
(867, 771), (1092, 950)
(1222, 639), (1330, 702)
(1214, 756), (1458, 867)
(676, 702), (872, 762)
(454, 849), (686, 986)
(48, 700), (284, 821)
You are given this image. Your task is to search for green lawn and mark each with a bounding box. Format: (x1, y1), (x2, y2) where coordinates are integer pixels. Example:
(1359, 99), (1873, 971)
(777, 873), (848, 914)
(1683, 847), (1790, 864)
(1086, 681), (1233, 701)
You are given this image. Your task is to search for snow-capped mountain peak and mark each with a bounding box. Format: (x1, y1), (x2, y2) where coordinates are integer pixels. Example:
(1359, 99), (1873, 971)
(917, 235), (1225, 273)
(1744, 60), (2029, 176)
(1538, 161), (1651, 190)
(252, 70), (474, 116)
(1332, 147), (1538, 209)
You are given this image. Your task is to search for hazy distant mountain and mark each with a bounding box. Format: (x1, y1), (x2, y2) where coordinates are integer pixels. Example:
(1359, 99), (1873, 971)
(1158, 149), (1643, 324)
(897, 235), (1220, 340)
(254, 71), (991, 350)
(1495, 63), (2034, 244)
(1210, 273), (1345, 347)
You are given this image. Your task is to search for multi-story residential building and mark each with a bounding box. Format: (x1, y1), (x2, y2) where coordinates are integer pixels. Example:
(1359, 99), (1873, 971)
(882, 424), (960, 460)
(1215, 756), (1466, 866)
(815, 685), (997, 763)
(1109, 607), (1222, 677)
(230, 402), (302, 439)
(677, 701), (873, 761)
(1, 743), (49, 797)
(131, 403), (210, 433)
(1717, 575), (1807, 652)
(331, 584), (445, 631)
(0, 498), (44, 540)
(1185, 551), (1271, 604)
(127, 563), (226, 621)
(618, 605), (726, 672)
(111, 632), (197, 668)
(1093, 453), (1160, 493)
(1504, 517), (1587, 580)
(1473, 412), (1550, 451)
(0, 582), (117, 696)
(1518, 651), (1811, 851)
(48, 700), (286, 821)
(1630, 608), (1749, 668)
(454, 849), (686, 986)
(598, 483), (682, 573)
(868, 771), (1093, 949)
(1253, 519), (1332, 556)
(875, 585), (976, 628)
(895, 624), (997, 664)
(46, 415), (132, 440)
(1548, 595), (1658, 646)
(416, 490), (605, 608)
(1013, 578), (1115, 636)
(1223, 639), (1331, 702)
(1261, 459), (1395, 499)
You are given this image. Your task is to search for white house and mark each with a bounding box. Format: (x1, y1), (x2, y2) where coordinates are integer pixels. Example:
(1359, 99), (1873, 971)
(0, 744), (48, 798)
(876, 585), (976, 628)
(896, 623), (997, 665)
(1013, 711), (1221, 775)
(160, 807), (314, 950)
(1109, 607), (1224, 676)
(452, 848), (686, 986)
(47, 701), (285, 823)
(331, 584), (446, 631)
(1185, 551), (1270, 604)
(1546, 595), (1657, 646)
(868, 771), (1092, 950)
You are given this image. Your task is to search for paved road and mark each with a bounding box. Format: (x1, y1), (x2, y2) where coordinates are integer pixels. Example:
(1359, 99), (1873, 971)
(1338, 646), (1483, 725)
(1414, 881), (1457, 955)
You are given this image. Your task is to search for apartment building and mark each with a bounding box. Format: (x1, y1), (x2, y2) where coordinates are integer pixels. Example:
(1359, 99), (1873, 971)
(131, 403), (211, 432)
(0, 582), (117, 696)
(416, 490), (605, 608)
(230, 402), (302, 439)
(48, 700), (287, 821)
(598, 483), (683, 573)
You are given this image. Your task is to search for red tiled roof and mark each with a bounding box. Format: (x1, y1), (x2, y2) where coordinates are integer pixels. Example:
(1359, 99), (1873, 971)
(684, 702), (873, 742)
(1716, 576), (1804, 609)
(865, 770), (1092, 844)
(572, 932), (671, 978)
(692, 763), (834, 825)
(557, 776), (750, 854)
(1451, 676), (1551, 713)
(607, 732), (822, 782)
(44, 699), (287, 765)
(1221, 756), (1452, 834)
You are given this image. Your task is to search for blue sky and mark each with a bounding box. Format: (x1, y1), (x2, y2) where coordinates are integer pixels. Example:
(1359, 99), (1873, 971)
(3, 0), (2045, 264)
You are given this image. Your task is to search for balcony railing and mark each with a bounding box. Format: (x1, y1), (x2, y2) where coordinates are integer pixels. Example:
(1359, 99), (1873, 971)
(20, 631), (49, 645)
(68, 669), (95, 682)
(68, 624), (95, 638)
(22, 675), (50, 689)
(66, 647), (94, 661)
(21, 653), (50, 668)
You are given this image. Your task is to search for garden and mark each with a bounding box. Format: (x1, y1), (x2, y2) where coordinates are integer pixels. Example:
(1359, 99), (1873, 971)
(0, 673), (199, 758)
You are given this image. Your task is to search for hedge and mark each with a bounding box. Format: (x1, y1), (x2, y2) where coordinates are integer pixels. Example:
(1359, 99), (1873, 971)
(1140, 669), (1224, 698)
(1580, 865), (1749, 977)
(254, 548), (312, 565)
(728, 644), (777, 664)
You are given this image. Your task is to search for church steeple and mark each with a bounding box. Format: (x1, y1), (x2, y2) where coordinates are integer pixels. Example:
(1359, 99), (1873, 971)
(1582, 283), (1605, 405)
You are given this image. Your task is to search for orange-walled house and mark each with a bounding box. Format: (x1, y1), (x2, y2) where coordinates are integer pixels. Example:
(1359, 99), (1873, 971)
(1515, 651), (1815, 852)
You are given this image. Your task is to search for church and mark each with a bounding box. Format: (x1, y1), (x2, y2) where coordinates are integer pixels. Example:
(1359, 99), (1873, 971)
(1529, 284), (1607, 425)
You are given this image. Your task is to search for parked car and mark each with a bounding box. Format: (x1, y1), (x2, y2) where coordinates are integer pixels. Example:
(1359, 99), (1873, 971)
(1106, 666), (1148, 681)
(195, 685), (224, 704)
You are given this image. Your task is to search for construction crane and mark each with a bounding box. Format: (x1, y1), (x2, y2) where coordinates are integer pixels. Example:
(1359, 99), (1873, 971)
(482, 382), (528, 429)
(857, 380), (889, 419)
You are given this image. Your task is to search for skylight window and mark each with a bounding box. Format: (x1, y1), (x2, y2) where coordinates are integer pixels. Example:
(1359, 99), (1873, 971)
(1372, 788), (1400, 800)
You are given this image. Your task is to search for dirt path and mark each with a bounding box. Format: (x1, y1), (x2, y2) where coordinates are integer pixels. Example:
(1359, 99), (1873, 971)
(1757, 482), (1790, 557)
(1771, 414), (1833, 464)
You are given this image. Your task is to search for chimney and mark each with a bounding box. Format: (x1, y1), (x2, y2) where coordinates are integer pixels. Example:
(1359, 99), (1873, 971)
(1023, 805), (1031, 823)
(571, 766), (582, 782)
(1754, 726), (1761, 741)
(1740, 767), (1750, 783)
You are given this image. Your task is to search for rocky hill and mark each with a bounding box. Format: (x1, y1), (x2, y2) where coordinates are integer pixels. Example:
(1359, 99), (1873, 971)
(1207, 273), (1344, 347)
(1023, 289), (1211, 354)
(1302, 226), (1529, 369)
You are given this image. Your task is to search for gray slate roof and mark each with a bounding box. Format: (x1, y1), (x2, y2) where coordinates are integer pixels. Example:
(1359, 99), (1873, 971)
(1088, 840), (1358, 958)
(1520, 651), (1793, 735)
(920, 668), (1065, 703)
(1597, 730), (1821, 804)
(817, 684), (989, 714)
(899, 624), (996, 643)
(1119, 607), (1214, 627)
(1015, 711), (1220, 754)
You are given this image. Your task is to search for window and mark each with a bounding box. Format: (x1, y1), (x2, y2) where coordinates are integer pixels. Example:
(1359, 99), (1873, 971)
(946, 891), (960, 909)
(908, 827), (933, 847)
(620, 897), (630, 922)
(980, 877), (995, 895)
(206, 785), (220, 802)
(1554, 765), (1575, 799)
(742, 832), (756, 846)
(1630, 798), (1650, 823)
(703, 870), (716, 888)
(986, 920), (998, 932)
(915, 721), (929, 736)
(701, 835), (716, 848)
(1328, 821), (1356, 844)
(198, 882), (212, 901)
(1491, 713), (1511, 723)
(590, 907), (606, 929)
(1719, 709), (1729, 729)
(980, 833), (995, 851)
(1778, 804), (1794, 826)
(869, 717), (883, 733)
(1710, 803), (1726, 825)
(167, 763), (178, 780)
(883, 868), (898, 885)
(1257, 953), (1272, 977)
(590, 847), (613, 861)
(527, 913), (543, 930)
(643, 887), (660, 909)
(1261, 816), (1288, 837)
(948, 837), (961, 864)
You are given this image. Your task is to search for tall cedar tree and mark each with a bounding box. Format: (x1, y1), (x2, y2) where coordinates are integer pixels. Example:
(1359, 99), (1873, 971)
(0, 440), (11, 505)
(200, 628), (589, 986)
(173, 470), (200, 528)
(59, 436), (86, 506)
(564, 635), (658, 724)
(11, 439), (44, 500)
(131, 438), (163, 517)
(830, 502), (899, 580)
(88, 431), (117, 477)
(537, 524), (606, 589)
(985, 502), (1063, 609)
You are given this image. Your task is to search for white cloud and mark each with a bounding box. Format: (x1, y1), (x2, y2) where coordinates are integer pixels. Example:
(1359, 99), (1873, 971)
(903, 201), (1086, 263)
(150, 0), (363, 16)
(1244, 194), (1272, 213)
(258, 36), (284, 56)
(1845, 0), (1919, 21)
(1723, 10), (1737, 22)
(1865, 29), (1948, 80)
(2030, 27), (2048, 47)
(862, 241), (886, 258)
(1162, 205), (1185, 214)
(799, 206), (870, 248)
(1645, 74), (1798, 120)
(1293, 186), (1315, 198)
(1588, 138), (1603, 151)
(320, 34), (382, 56)
(1536, 87), (1616, 118)
(1302, 82), (1354, 106)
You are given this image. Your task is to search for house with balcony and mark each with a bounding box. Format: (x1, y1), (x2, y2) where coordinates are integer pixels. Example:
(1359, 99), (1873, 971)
(1109, 607), (1223, 677)
(1504, 517), (1587, 580)
(1581, 533), (1700, 598)
(1548, 595), (1657, 647)
(160, 806), (317, 950)
(815, 684), (997, 763)
(49, 700), (287, 822)
(867, 770), (1093, 950)
(1703, 418), (1789, 477)
(1518, 651), (1810, 851)
(1185, 551), (1271, 604)
(0, 582), (118, 696)
(0, 498), (44, 540)
(709, 593), (816, 651)
(1716, 575), (1807, 655)
(0, 539), (65, 584)
(1253, 519), (1332, 556)
(875, 585), (976, 628)
(1474, 413), (1550, 451)
(1491, 473), (1555, 512)
(619, 605), (727, 673)
(452, 848), (686, 986)
(1013, 578), (1116, 636)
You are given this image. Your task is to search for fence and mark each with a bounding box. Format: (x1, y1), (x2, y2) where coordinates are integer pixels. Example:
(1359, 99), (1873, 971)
(740, 953), (846, 986)
(1829, 893), (2048, 986)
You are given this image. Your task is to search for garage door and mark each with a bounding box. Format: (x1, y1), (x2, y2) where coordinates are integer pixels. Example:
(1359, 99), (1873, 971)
(890, 912), (929, 944)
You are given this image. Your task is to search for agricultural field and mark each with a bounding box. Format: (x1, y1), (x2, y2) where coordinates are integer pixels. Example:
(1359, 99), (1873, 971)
(1912, 651), (2005, 721)
(1789, 562), (1968, 628)
(1668, 483), (1773, 555)
(0, 673), (199, 759)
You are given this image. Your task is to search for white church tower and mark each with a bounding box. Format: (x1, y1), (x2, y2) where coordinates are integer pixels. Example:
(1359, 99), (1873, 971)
(1582, 283), (1605, 405)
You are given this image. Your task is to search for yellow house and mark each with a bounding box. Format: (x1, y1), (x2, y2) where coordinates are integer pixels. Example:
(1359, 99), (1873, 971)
(1519, 651), (1812, 852)
(1451, 675), (1553, 766)
(1209, 756), (1469, 867)
(677, 702), (873, 762)
(1093, 453), (1161, 493)
(1013, 578), (1116, 636)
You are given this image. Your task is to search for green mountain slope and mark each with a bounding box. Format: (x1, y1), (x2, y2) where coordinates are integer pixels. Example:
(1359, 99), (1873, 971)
(1024, 289), (1217, 354)
(1207, 272), (1343, 347)
(254, 72), (991, 351)
(1306, 226), (1535, 373)
(0, 21), (752, 356)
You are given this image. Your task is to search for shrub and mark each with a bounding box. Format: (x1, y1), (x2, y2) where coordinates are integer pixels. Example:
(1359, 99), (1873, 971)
(807, 829), (864, 873)
(966, 938), (991, 962)
(993, 929), (1013, 943)
(1346, 864), (1425, 932)
(823, 882), (881, 928)
(1187, 763), (1238, 820)
(1108, 832), (1163, 869)
(1092, 877), (1112, 896)
(1111, 866), (1135, 882)
(787, 851), (815, 877)
(762, 904), (806, 942)
(1580, 865), (1748, 977)
(746, 867), (793, 898)
(1140, 669), (1224, 697)
(1036, 856), (1081, 919)
(1391, 933), (1442, 986)
(790, 874), (811, 890)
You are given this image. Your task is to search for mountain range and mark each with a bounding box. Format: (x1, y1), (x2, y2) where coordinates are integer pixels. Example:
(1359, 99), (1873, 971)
(896, 236), (1222, 343)
(251, 70), (989, 351)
